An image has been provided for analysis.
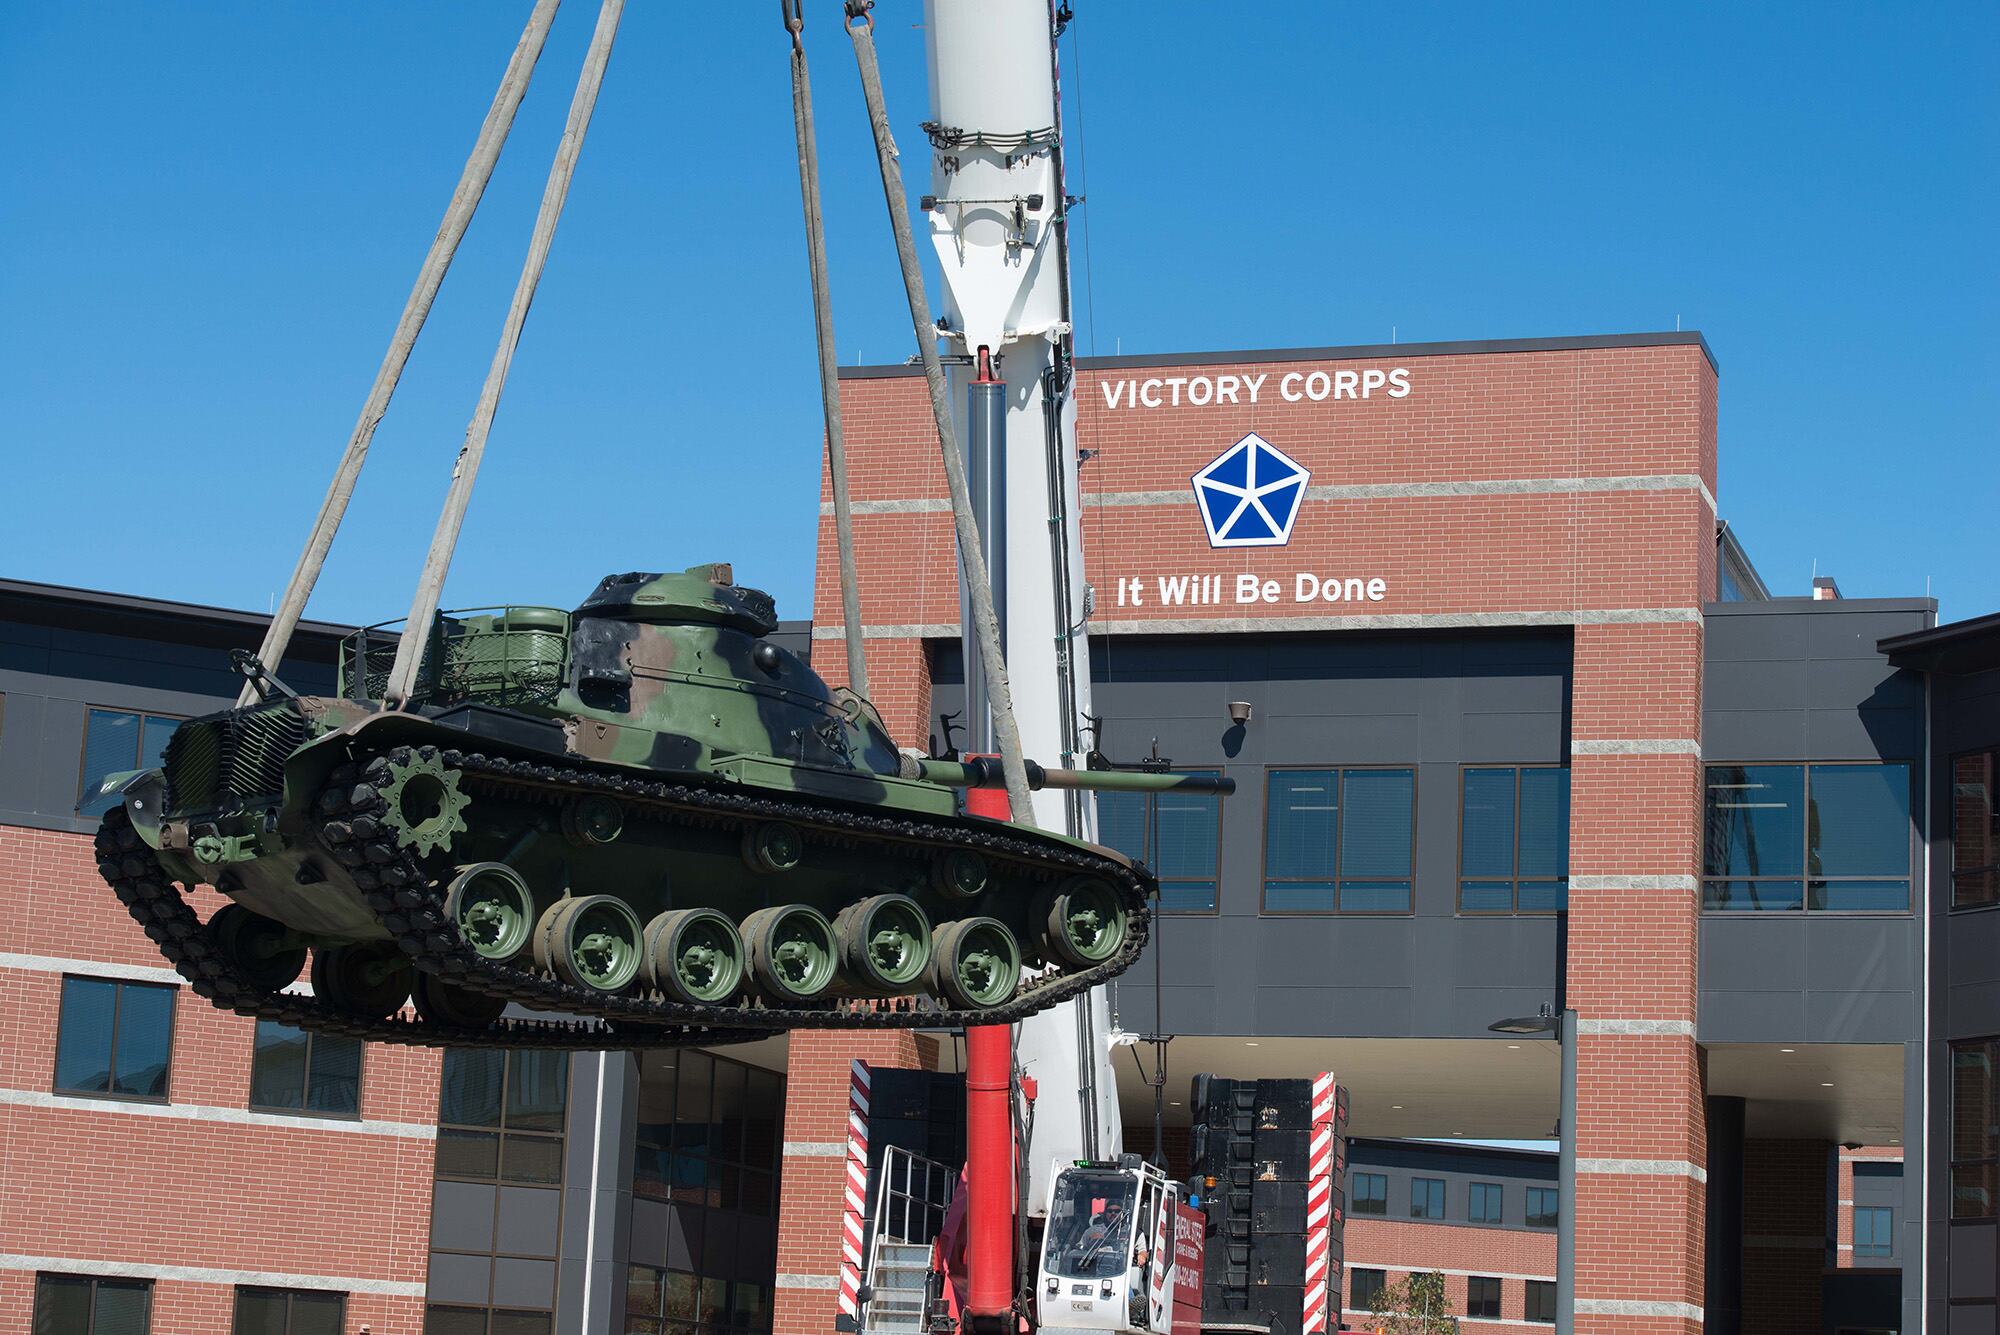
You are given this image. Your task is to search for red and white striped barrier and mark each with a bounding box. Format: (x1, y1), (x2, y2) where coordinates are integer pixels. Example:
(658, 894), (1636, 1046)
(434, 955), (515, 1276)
(837, 1059), (873, 1323)
(1303, 1071), (1340, 1335)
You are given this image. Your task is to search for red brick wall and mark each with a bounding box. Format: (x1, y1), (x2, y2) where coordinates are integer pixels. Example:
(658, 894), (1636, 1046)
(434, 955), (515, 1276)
(810, 341), (1721, 1335)
(1835, 1145), (1902, 1269)
(773, 1032), (932, 1335)
(1344, 1217), (1556, 1332)
(1, 822), (438, 1333)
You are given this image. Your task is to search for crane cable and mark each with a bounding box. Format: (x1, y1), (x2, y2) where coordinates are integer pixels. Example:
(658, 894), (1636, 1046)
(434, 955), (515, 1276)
(237, 0), (564, 706)
(843, 0), (1037, 825)
(782, 0), (868, 700)
(385, 0), (626, 707)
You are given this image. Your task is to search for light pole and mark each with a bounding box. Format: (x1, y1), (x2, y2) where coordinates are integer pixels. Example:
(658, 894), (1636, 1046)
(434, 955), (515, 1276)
(1490, 1006), (1576, 1335)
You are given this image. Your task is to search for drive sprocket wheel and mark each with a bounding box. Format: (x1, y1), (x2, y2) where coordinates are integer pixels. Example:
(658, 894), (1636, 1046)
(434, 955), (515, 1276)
(376, 748), (470, 858)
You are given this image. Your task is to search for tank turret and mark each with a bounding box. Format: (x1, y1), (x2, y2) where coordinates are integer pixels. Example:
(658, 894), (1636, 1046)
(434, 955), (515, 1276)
(93, 565), (1231, 1050)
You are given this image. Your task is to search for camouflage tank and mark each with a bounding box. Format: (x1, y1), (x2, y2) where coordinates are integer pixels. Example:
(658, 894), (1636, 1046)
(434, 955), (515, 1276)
(92, 564), (1232, 1049)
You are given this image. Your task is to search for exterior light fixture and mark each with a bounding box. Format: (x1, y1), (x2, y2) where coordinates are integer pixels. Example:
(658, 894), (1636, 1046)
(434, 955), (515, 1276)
(1227, 701), (1252, 726)
(1488, 1013), (1558, 1036)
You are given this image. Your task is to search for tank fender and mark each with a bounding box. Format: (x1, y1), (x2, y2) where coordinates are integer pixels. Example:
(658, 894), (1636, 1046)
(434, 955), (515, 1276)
(275, 709), (473, 831)
(101, 769), (167, 849)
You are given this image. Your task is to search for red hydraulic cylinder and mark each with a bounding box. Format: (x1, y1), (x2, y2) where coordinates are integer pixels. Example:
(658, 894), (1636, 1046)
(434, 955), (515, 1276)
(962, 778), (1015, 1334)
(964, 1022), (1014, 1334)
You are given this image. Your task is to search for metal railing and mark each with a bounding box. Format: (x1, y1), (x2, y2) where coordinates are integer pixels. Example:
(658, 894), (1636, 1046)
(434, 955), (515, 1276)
(860, 1147), (957, 1334)
(873, 1145), (957, 1245)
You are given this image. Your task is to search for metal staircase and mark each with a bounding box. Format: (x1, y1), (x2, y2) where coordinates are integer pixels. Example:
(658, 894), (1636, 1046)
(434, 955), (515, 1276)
(860, 1147), (956, 1335)
(864, 1241), (936, 1335)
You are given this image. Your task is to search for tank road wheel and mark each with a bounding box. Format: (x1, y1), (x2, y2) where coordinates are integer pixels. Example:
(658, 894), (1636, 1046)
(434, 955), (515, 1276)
(533, 895), (643, 994)
(1039, 876), (1129, 967)
(562, 796), (623, 847)
(742, 822), (803, 874)
(928, 917), (1021, 1011)
(208, 904), (307, 993)
(832, 894), (933, 996)
(411, 971), (507, 1030)
(930, 849), (989, 901)
(445, 863), (535, 961)
(643, 909), (747, 1004)
(377, 750), (470, 858)
(312, 942), (415, 1019)
(742, 904), (838, 1004)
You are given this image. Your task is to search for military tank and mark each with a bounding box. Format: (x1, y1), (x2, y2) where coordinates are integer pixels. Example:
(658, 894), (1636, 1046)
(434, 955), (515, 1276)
(91, 564), (1232, 1049)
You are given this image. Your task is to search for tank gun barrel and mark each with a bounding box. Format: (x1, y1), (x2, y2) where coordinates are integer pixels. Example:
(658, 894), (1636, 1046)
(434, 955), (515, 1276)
(911, 757), (1236, 797)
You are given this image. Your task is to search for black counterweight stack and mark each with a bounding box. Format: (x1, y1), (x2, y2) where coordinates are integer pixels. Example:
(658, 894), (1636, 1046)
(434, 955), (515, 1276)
(1190, 1075), (1349, 1335)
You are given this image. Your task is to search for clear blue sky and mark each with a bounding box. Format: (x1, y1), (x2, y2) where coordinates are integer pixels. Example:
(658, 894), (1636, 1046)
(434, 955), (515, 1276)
(2, 3), (1994, 626)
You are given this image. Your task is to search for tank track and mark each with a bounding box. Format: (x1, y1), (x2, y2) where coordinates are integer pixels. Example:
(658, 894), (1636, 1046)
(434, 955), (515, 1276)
(94, 805), (753, 1050)
(319, 744), (1153, 1032)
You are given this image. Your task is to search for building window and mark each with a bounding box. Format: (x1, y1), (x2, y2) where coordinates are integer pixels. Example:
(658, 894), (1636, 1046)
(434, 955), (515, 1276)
(1261, 768), (1415, 913)
(1527, 1185), (1559, 1229)
(1469, 1181), (1503, 1224)
(1095, 771), (1224, 912)
(249, 1020), (362, 1117)
(1852, 1206), (1892, 1258)
(630, 1051), (785, 1335)
(436, 1049), (569, 1185)
(634, 1049), (785, 1205)
(233, 1287), (345, 1334)
(1525, 1280), (1556, 1323)
(54, 976), (174, 1100)
(627, 1263), (772, 1335)
(1349, 1268), (1387, 1313)
(428, 1050), (571, 1333)
(77, 707), (179, 815)
(1702, 763), (1912, 911)
(1459, 766), (1569, 912)
(34, 1275), (152, 1333)
(1952, 1039), (1997, 1219)
(1465, 1276), (1502, 1319)
(1349, 1171), (1386, 1216)
(1410, 1176), (1444, 1220)
(1954, 751), (1999, 909)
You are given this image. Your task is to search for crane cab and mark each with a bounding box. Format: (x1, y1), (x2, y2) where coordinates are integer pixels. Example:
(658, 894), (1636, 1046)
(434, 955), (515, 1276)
(1036, 1158), (1193, 1335)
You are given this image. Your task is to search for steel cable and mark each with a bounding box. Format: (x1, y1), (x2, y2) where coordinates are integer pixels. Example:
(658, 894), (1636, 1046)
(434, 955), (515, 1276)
(239, 0), (563, 706)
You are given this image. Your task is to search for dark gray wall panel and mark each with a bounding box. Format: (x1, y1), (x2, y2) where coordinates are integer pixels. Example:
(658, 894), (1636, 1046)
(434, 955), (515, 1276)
(943, 630), (1572, 1039)
(496, 1185), (563, 1258)
(427, 1251), (490, 1305)
(1948, 898), (2000, 1036)
(430, 1182), (497, 1254)
(1699, 602), (1928, 1045)
(1951, 1224), (1997, 1299)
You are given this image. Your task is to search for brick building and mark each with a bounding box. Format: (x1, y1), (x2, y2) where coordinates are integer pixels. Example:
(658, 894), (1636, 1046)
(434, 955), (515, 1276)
(7, 329), (1999, 1335)
(782, 331), (1955, 1335)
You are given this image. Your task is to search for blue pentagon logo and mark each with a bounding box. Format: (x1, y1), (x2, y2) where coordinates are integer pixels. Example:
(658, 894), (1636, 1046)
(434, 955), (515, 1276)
(1190, 432), (1309, 548)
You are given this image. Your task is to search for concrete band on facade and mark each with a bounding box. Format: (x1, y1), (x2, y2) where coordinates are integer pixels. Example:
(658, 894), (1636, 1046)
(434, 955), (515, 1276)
(820, 472), (1721, 514)
(811, 609), (1708, 640)
(0, 1255), (425, 1298)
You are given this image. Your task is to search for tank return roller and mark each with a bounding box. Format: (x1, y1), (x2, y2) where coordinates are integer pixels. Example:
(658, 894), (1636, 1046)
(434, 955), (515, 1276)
(906, 757), (1237, 797)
